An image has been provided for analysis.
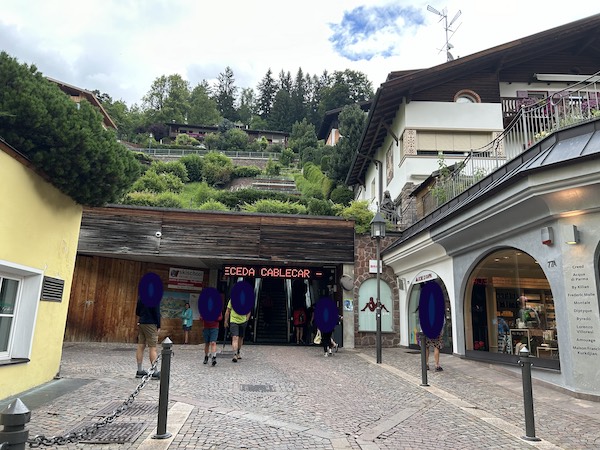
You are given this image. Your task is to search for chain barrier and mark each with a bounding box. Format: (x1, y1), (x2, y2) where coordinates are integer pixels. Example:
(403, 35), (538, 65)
(27, 354), (162, 448)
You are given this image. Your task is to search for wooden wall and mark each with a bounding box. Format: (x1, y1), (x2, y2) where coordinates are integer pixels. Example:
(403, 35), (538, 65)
(65, 255), (205, 344)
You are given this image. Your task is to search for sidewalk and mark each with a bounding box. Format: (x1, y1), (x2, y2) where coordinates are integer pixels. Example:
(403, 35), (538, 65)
(3, 342), (600, 449)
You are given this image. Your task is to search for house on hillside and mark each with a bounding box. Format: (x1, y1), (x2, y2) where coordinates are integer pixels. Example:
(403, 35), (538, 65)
(346, 13), (600, 397)
(167, 122), (289, 147)
(317, 100), (371, 146)
(0, 138), (82, 401)
(47, 77), (117, 131)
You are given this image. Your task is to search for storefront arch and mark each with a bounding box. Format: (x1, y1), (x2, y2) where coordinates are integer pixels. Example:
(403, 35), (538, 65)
(464, 247), (559, 369)
(407, 270), (452, 352)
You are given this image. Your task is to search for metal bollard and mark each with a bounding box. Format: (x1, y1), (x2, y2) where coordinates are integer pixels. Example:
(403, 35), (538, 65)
(152, 337), (173, 439)
(0, 398), (31, 450)
(419, 332), (429, 387)
(518, 347), (540, 442)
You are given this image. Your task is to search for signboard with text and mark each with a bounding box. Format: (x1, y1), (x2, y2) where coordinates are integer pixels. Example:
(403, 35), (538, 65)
(222, 265), (326, 280)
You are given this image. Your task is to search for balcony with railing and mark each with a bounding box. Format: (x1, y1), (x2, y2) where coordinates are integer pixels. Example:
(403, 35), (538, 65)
(419, 72), (600, 217)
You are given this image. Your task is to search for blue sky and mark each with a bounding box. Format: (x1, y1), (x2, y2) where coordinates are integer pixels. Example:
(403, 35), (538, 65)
(1, 1), (598, 106)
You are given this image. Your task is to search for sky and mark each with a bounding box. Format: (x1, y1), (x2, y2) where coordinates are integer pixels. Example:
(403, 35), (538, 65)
(2, 1), (599, 107)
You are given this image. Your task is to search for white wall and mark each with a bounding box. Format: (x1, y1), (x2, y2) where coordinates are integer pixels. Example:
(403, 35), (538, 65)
(404, 102), (503, 131)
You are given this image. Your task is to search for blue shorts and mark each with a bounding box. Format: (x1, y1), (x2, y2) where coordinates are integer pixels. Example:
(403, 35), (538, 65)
(203, 327), (218, 343)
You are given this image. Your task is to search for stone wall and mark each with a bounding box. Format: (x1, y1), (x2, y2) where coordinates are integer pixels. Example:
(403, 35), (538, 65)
(353, 234), (400, 348)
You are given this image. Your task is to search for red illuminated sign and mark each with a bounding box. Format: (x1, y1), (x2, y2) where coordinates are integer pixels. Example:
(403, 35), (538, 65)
(223, 265), (316, 279)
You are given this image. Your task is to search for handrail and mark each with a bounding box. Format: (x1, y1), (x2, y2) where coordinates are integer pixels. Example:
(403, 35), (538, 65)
(139, 148), (282, 159)
(422, 70), (600, 213)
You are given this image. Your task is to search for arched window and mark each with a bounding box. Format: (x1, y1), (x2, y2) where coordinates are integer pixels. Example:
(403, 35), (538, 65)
(465, 248), (559, 367)
(454, 89), (481, 103)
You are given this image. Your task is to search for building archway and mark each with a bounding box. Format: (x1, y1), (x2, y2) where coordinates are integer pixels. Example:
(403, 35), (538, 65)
(407, 271), (452, 352)
(465, 248), (559, 368)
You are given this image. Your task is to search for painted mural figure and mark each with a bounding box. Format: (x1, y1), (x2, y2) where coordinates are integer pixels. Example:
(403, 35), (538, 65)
(361, 297), (389, 312)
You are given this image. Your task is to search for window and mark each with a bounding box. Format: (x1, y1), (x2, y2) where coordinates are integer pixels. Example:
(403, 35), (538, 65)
(454, 89), (481, 103)
(0, 277), (19, 354)
(0, 261), (43, 362)
(466, 249), (559, 368)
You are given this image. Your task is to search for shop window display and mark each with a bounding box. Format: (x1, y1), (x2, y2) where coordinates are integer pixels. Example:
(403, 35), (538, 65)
(467, 248), (558, 360)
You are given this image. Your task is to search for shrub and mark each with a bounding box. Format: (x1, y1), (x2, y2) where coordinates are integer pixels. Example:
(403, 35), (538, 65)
(337, 200), (374, 234)
(194, 182), (219, 204)
(279, 148), (295, 166)
(330, 185), (354, 205)
(242, 199), (307, 214)
(131, 171), (168, 193)
(154, 192), (184, 208)
(216, 188), (294, 209)
(233, 165), (262, 178)
(180, 154), (204, 182)
(149, 160), (189, 182)
(122, 191), (183, 208)
(265, 158), (282, 176)
(307, 198), (333, 216)
(197, 200), (230, 211)
(161, 173), (184, 193)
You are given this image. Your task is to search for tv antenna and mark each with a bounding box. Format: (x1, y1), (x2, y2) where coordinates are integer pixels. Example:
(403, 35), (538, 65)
(427, 5), (461, 61)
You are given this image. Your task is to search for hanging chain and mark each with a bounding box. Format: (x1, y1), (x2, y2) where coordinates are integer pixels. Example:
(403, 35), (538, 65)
(27, 354), (162, 448)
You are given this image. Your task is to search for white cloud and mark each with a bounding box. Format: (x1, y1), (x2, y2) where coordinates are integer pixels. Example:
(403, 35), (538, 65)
(1, 0), (598, 105)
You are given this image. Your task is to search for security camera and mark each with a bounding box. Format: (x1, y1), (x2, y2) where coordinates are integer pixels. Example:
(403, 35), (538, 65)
(155, 231), (162, 238)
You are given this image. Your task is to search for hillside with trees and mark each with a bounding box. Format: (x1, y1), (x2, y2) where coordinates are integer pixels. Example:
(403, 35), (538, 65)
(0, 50), (375, 230)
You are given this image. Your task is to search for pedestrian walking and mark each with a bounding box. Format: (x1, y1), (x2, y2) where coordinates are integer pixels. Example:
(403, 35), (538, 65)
(292, 280), (307, 344)
(201, 310), (222, 366)
(135, 296), (161, 379)
(181, 302), (193, 344)
(224, 298), (250, 362)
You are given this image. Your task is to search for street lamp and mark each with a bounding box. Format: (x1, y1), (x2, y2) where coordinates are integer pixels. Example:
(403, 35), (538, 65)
(370, 211), (386, 363)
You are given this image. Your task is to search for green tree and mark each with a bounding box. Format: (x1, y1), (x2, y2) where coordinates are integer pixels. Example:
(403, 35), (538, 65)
(328, 104), (367, 183)
(220, 128), (249, 151)
(291, 68), (308, 125)
(188, 82), (222, 125)
(256, 68), (276, 120)
(288, 119), (318, 159)
(238, 87), (255, 126)
(143, 74), (191, 124)
(269, 89), (293, 132)
(318, 69), (373, 116)
(214, 66), (238, 121)
(0, 51), (140, 206)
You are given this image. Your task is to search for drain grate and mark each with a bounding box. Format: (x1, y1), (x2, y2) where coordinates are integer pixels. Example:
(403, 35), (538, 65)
(68, 422), (147, 444)
(94, 401), (158, 416)
(241, 384), (275, 392)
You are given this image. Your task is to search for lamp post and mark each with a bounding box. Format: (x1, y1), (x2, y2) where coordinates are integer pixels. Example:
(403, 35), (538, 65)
(370, 211), (386, 363)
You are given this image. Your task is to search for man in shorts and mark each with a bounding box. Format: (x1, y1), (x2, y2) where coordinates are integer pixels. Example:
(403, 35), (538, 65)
(223, 298), (250, 362)
(135, 296), (161, 379)
(201, 310), (222, 366)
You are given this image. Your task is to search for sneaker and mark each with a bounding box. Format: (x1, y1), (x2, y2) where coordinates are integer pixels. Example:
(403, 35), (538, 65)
(324, 352), (329, 357)
(328, 349), (333, 356)
(435, 366), (443, 372)
(232, 355), (238, 363)
(212, 356), (217, 366)
(203, 355), (209, 364)
(333, 343), (339, 352)
(151, 371), (161, 380)
(236, 353), (242, 360)
(135, 370), (148, 378)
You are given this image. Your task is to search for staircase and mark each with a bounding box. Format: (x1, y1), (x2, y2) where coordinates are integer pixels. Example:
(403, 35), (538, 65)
(253, 278), (290, 344)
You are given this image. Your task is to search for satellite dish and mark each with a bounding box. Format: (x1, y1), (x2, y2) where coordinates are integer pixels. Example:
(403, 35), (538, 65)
(340, 274), (354, 291)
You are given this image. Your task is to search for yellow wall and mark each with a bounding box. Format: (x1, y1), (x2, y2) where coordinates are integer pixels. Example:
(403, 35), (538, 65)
(0, 146), (82, 399)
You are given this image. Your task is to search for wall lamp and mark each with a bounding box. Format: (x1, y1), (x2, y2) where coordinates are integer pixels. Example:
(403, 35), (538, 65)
(565, 225), (579, 245)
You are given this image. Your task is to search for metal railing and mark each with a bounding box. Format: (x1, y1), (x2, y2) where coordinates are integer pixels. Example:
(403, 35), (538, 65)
(139, 147), (281, 159)
(421, 71), (600, 214)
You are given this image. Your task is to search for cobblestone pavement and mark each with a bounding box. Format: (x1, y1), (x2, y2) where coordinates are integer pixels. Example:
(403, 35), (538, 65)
(7, 342), (600, 449)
